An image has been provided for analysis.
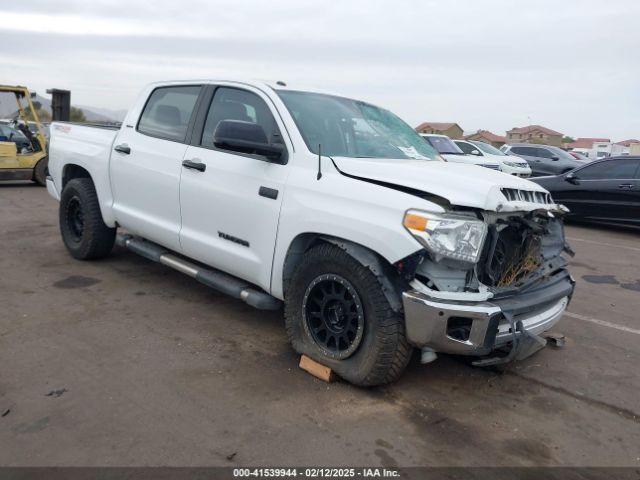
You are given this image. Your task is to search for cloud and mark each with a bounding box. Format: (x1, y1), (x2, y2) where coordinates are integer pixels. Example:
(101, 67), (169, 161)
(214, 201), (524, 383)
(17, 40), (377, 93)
(1, 0), (639, 139)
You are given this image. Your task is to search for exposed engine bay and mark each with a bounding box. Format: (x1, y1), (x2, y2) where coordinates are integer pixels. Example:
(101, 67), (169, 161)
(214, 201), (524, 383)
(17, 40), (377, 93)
(403, 208), (572, 297)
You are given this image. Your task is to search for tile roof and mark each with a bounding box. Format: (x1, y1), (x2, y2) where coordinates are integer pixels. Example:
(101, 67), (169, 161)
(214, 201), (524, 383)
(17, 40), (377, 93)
(415, 122), (460, 132)
(507, 125), (563, 136)
(616, 139), (640, 146)
(465, 130), (506, 143)
(566, 138), (611, 149)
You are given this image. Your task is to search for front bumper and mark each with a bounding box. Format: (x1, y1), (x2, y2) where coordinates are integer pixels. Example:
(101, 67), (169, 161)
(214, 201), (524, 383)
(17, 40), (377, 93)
(402, 270), (575, 359)
(500, 163), (532, 177)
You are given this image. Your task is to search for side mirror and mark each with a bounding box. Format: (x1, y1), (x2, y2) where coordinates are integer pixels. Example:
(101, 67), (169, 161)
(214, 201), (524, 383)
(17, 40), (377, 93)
(551, 155), (560, 161)
(471, 149), (481, 156)
(565, 172), (579, 184)
(213, 120), (285, 163)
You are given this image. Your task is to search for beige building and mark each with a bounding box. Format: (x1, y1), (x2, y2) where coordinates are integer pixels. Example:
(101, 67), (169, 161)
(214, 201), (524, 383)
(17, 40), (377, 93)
(506, 125), (563, 147)
(464, 130), (507, 148)
(415, 122), (464, 139)
(630, 143), (640, 156)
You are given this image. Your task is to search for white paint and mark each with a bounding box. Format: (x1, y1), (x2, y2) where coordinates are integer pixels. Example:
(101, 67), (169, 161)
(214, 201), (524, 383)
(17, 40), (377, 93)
(47, 79), (564, 298)
(565, 311), (640, 336)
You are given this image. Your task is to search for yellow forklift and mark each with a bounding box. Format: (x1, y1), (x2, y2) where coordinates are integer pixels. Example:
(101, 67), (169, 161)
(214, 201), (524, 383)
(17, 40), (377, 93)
(0, 85), (48, 185)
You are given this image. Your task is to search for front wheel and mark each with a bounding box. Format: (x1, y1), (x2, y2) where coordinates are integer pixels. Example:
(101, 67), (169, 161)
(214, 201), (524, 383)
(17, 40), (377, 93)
(284, 243), (412, 386)
(59, 178), (116, 260)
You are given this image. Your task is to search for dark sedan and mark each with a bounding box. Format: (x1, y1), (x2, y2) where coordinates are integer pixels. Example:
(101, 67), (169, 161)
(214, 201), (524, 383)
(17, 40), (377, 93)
(531, 156), (640, 227)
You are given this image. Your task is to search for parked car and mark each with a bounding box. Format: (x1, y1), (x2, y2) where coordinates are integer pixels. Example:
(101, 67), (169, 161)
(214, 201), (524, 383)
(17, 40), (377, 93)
(46, 79), (574, 386)
(420, 134), (500, 170)
(531, 156), (640, 227)
(455, 139), (531, 177)
(501, 143), (583, 176)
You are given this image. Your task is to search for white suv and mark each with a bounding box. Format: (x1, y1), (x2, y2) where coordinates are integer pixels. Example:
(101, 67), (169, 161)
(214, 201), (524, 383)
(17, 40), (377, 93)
(455, 140), (531, 177)
(420, 134), (501, 171)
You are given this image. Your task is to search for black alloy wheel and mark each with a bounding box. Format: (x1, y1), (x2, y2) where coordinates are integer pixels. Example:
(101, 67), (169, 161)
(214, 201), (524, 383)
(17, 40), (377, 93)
(302, 274), (364, 360)
(66, 196), (84, 242)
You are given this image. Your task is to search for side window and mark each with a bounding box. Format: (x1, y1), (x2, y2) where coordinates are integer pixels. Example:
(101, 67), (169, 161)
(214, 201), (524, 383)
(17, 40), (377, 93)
(512, 146), (535, 156)
(456, 141), (478, 155)
(201, 87), (283, 152)
(137, 86), (201, 142)
(578, 160), (639, 180)
(535, 148), (555, 159)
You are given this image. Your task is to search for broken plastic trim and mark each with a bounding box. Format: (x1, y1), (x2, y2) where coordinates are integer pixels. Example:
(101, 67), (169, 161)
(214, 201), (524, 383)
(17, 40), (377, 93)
(472, 312), (547, 367)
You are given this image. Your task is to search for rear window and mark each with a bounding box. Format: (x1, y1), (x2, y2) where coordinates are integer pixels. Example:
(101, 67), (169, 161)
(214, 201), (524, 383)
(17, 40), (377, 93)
(137, 86), (201, 142)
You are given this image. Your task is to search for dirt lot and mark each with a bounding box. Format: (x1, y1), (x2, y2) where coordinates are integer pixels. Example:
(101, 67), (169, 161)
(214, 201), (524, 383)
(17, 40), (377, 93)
(1, 182), (639, 467)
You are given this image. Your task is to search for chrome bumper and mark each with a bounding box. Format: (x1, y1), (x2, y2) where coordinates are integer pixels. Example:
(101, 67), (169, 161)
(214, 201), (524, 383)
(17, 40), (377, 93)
(402, 271), (575, 358)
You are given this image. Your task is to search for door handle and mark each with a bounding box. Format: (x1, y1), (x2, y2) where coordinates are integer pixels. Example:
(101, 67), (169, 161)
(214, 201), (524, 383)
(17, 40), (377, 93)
(114, 143), (131, 154)
(259, 186), (279, 200)
(182, 159), (206, 172)
(618, 183), (634, 189)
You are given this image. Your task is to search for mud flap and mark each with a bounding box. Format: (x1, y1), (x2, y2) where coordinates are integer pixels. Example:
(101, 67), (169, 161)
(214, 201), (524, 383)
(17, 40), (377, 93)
(472, 312), (547, 367)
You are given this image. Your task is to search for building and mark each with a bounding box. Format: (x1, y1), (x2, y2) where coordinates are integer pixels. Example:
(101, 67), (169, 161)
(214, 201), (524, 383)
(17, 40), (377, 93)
(464, 130), (507, 148)
(506, 125), (563, 147)
(415, 122), (463, 139)
(630, 143), (640, 156)
(616, 139), (640, 148)
(566, 138), (611, 150)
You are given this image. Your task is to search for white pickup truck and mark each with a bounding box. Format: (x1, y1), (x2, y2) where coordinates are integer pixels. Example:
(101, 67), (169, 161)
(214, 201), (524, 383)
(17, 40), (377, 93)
(46, 80), (575, 386)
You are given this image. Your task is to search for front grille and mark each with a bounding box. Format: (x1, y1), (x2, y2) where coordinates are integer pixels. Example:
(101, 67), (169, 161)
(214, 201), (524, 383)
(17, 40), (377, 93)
(482, 164), (500, 170)
(501, 188), (553, 205)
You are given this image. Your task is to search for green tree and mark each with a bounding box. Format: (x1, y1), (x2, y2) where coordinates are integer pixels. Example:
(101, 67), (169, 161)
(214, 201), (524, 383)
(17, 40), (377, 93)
(70, 107), (86, 122)
(562, 136), (575, 144)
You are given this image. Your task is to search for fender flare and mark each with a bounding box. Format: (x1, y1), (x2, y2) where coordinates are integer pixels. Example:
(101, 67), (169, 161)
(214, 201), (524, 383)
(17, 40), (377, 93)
(319, 235), (404, 312)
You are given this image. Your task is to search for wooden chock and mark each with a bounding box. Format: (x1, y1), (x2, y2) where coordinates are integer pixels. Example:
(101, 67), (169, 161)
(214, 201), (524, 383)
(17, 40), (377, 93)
(299, 355), (334, 382)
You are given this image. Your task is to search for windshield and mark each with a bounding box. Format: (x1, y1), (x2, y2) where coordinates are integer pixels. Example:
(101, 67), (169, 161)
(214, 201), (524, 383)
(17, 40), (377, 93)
(276, 90), (439, 160)
(424, 135), (464, 154)
(470, 140), (506, 156)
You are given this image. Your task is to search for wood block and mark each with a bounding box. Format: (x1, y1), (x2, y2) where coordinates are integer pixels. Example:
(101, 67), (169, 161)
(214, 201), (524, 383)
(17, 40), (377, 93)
(299, 355), (334, 382)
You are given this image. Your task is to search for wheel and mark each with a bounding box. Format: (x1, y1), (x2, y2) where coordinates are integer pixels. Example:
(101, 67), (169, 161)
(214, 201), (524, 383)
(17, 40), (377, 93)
(59, 178), (116, 260)
(284, 243), (412, 386)
(32, 157), (48, 186)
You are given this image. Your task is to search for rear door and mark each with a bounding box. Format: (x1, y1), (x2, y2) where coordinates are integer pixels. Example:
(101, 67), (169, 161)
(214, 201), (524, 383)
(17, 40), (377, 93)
(110, 85), (203, 251)
(179, 85), (291, 291)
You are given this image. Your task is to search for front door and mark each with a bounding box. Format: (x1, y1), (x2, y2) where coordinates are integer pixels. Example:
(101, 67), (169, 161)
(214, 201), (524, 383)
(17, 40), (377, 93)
(576, 159), (640, 224)
(179, 85), (290, 291)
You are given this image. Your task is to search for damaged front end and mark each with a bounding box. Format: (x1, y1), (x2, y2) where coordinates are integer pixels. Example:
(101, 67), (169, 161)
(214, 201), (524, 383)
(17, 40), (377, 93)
(399, 206), (575, 365)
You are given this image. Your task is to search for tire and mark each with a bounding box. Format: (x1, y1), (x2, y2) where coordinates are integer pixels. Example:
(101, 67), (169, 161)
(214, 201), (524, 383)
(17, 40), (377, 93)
(59, 178), (116, 260)
(284, 243), (412, 386)
(32, 157), (48, 186)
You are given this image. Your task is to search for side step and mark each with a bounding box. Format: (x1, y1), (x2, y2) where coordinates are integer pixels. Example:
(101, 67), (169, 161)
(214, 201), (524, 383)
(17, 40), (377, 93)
(115, 234), (282, 310)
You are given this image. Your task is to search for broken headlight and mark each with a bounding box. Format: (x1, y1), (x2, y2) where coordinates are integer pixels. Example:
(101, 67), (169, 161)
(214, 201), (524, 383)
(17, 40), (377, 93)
(403, 210), (488, 263)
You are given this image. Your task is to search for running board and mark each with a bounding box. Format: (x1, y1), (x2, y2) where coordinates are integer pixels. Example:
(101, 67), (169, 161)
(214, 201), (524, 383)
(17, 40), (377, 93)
(115, 234), (282, 310)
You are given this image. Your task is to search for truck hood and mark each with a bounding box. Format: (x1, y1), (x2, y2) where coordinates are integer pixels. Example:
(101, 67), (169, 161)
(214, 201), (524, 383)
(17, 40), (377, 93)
(332, 157), (556, 212)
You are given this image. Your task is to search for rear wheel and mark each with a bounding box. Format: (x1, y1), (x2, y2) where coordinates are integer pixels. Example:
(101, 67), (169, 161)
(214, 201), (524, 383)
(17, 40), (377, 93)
(59, 178), (116, 259)
(284, 243), (412, 386)
(32, 157), (48, 186)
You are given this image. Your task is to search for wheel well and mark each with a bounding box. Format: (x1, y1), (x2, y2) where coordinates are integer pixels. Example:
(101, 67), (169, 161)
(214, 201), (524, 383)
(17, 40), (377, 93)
(62, 164), (91, 188)
(282, 233), (405, 312)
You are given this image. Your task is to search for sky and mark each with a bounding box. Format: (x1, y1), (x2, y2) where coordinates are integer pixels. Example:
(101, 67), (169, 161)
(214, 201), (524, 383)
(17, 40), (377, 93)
(1, 0), (639, 140)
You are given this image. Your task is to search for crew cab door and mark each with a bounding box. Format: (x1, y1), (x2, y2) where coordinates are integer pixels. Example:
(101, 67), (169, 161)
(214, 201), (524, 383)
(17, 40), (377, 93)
(110, 85), (202, 251)
(179, 85), (290, 291)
